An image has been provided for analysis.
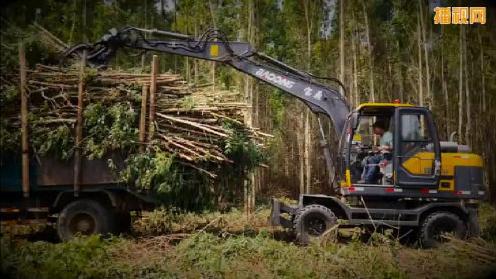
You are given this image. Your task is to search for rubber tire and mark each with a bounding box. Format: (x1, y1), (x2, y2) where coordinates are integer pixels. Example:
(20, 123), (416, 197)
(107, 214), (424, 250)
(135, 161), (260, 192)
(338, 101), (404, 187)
(57, 199), (114, 242)
(419, 211), (466, 248)
(294, 204), (337, 244)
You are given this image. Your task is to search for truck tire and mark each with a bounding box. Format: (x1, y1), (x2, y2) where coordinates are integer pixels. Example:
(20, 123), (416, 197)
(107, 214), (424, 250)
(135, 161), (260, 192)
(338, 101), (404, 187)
(294, 204), (337, 244)
(57, 199), (114, 241)
(419, 211), (466, 248)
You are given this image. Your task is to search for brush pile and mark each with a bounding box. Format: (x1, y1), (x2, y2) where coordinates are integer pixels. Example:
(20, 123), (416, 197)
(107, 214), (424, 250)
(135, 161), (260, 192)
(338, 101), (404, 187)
(0, 64), (266, 206)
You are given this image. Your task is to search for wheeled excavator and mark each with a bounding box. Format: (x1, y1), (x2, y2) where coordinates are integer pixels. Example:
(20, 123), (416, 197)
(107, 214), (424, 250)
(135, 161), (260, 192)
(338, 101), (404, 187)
(67, 27), (486, 247)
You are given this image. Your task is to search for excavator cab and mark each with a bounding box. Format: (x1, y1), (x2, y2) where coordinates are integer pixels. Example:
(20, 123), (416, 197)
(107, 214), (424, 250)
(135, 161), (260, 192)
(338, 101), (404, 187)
(272, 102), (483, 246)
(338, 102), (443, 196)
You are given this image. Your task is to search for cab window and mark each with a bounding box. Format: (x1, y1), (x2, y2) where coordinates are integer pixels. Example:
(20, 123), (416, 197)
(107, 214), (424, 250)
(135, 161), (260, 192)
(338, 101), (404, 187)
(399, 113), (434, 176)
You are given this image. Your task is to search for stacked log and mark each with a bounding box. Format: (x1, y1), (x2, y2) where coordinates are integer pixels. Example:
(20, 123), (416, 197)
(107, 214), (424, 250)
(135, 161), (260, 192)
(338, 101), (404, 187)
(0, 64), (267, 180)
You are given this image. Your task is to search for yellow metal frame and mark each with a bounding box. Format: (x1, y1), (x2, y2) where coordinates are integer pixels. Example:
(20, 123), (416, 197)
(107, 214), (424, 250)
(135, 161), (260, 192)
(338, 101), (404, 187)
(209, 44), (219, 57)
(355, 102), (413, 111)
(341, 102), (484, 192)
(400, 151), (483, 191)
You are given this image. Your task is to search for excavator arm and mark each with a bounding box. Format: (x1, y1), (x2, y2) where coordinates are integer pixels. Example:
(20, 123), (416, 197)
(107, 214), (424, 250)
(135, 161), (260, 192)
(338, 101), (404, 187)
(66, 27), (350, 188)
(65, 27), (350, 135)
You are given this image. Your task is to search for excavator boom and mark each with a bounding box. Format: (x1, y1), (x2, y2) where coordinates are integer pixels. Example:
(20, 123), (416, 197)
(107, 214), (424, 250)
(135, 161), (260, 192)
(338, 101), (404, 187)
(65, 27), (350, 135)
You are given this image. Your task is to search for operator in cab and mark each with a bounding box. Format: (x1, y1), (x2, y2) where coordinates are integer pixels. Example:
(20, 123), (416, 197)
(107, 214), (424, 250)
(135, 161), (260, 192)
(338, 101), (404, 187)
(360, 120), (393, 184)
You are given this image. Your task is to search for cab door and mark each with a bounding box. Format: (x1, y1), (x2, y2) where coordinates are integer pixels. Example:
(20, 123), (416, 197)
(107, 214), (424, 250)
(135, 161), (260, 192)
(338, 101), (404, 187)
(394, 108), (441, 187)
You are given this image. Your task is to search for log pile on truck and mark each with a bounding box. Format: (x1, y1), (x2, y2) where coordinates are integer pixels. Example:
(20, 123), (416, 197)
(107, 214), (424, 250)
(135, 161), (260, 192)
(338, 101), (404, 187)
(0, 61), (266, 206)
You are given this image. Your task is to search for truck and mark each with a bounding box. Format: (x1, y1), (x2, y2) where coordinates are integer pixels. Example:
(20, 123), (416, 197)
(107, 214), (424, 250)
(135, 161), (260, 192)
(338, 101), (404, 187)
(3, 26), (486, 247)
(0, 153), (153, 241)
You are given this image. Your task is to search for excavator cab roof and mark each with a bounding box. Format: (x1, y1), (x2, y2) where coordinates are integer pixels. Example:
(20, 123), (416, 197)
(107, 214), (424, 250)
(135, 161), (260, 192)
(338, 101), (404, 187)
(354, 102), (414, 112)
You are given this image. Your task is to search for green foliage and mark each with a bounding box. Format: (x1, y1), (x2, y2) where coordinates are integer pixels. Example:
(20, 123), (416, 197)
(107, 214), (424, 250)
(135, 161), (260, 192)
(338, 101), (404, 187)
(84, 103), (138, 159)
(216, 121), (266, 202)
(0, 119), (20, 153)
(0, 235), (127, 279)
(2, 206), (496, 279)
(0, 85), (18, 103)
(0, 85), (21, 152)
(179, 96), (196, 110)
(28, 102), (139, 161)
(134, 207), (270, 236)
(479, 203), (496, 242)
(121, 151), (176, 191)
(175, 232), (406, 278)
(121, 150), (217, 210)
(268, 89), (285, 128)
(223, 121), (265, 172)
(34, 125), (74, 160)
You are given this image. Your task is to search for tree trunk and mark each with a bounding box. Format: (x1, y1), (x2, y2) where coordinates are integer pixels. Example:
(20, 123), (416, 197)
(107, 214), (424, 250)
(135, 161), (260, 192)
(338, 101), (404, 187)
(339, 0), (345, 97)
(418, 0), (431, 108)
(208, 0), (217, 92)
(243, 0), (256, 214)
(73, 50), (87, 197)
(362, 2), (375, 102)
(396, 40), (405, 102)
(441, 29), (450, 137)
(302, 0), (313, 194)
(298, 112), (305, 196)
(68, 0), (77, 45)
(478, 29), (486, 113)
(458, 25), (464, 143)
(194, 23), (199, 85)
(82, 0), (87, 43)
(464, 27), (471, 146)
(19, 42), (29, 198)
(352, 33), (359, 106)
(148, 55), (159, 141)
(304, 110), (311, 194)
(417, 16), (424, 107)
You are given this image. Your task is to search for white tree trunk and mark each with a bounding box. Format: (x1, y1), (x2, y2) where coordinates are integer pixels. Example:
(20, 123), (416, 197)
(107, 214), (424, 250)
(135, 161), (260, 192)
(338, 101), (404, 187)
(362, 2), (375, 102)
(441, 28), (450, 137)
(303, 0), (313, 193)
(304, 110), (311, 194)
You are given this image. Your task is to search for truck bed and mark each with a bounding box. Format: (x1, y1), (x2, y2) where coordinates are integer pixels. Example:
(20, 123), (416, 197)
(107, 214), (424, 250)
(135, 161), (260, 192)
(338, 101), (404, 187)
(0, 153), (125, 192)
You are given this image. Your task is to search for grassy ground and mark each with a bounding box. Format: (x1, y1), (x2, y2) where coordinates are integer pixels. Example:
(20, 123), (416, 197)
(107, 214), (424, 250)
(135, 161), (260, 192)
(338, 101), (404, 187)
(1, 205), (496, 279)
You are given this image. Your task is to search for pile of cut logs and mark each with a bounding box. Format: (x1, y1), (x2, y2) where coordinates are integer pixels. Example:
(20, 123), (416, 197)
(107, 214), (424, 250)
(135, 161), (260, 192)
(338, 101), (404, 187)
(2, 61), (267, 172)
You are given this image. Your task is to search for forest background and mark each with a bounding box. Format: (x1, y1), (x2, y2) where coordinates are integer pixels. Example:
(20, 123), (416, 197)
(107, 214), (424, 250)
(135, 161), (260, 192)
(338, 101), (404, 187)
(1, 0), (495, 208)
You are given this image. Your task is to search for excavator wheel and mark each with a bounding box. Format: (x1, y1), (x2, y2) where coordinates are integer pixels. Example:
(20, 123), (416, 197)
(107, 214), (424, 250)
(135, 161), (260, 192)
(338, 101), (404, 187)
(293, 204), (337, 244)
(419, 211), (466, 248)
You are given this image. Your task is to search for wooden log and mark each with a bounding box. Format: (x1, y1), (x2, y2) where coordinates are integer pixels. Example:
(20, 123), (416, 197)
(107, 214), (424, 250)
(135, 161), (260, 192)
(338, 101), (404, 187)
(148, 55), (159, 141)
(158, 134), (205, 160)
(156, 112), (229, 138)
(139, 84), (148, 152)
(73, 50), (86, 197)
(179, 162), (217, 178)
(33, 23), (69, 50)
(19, 42), (29, 198)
